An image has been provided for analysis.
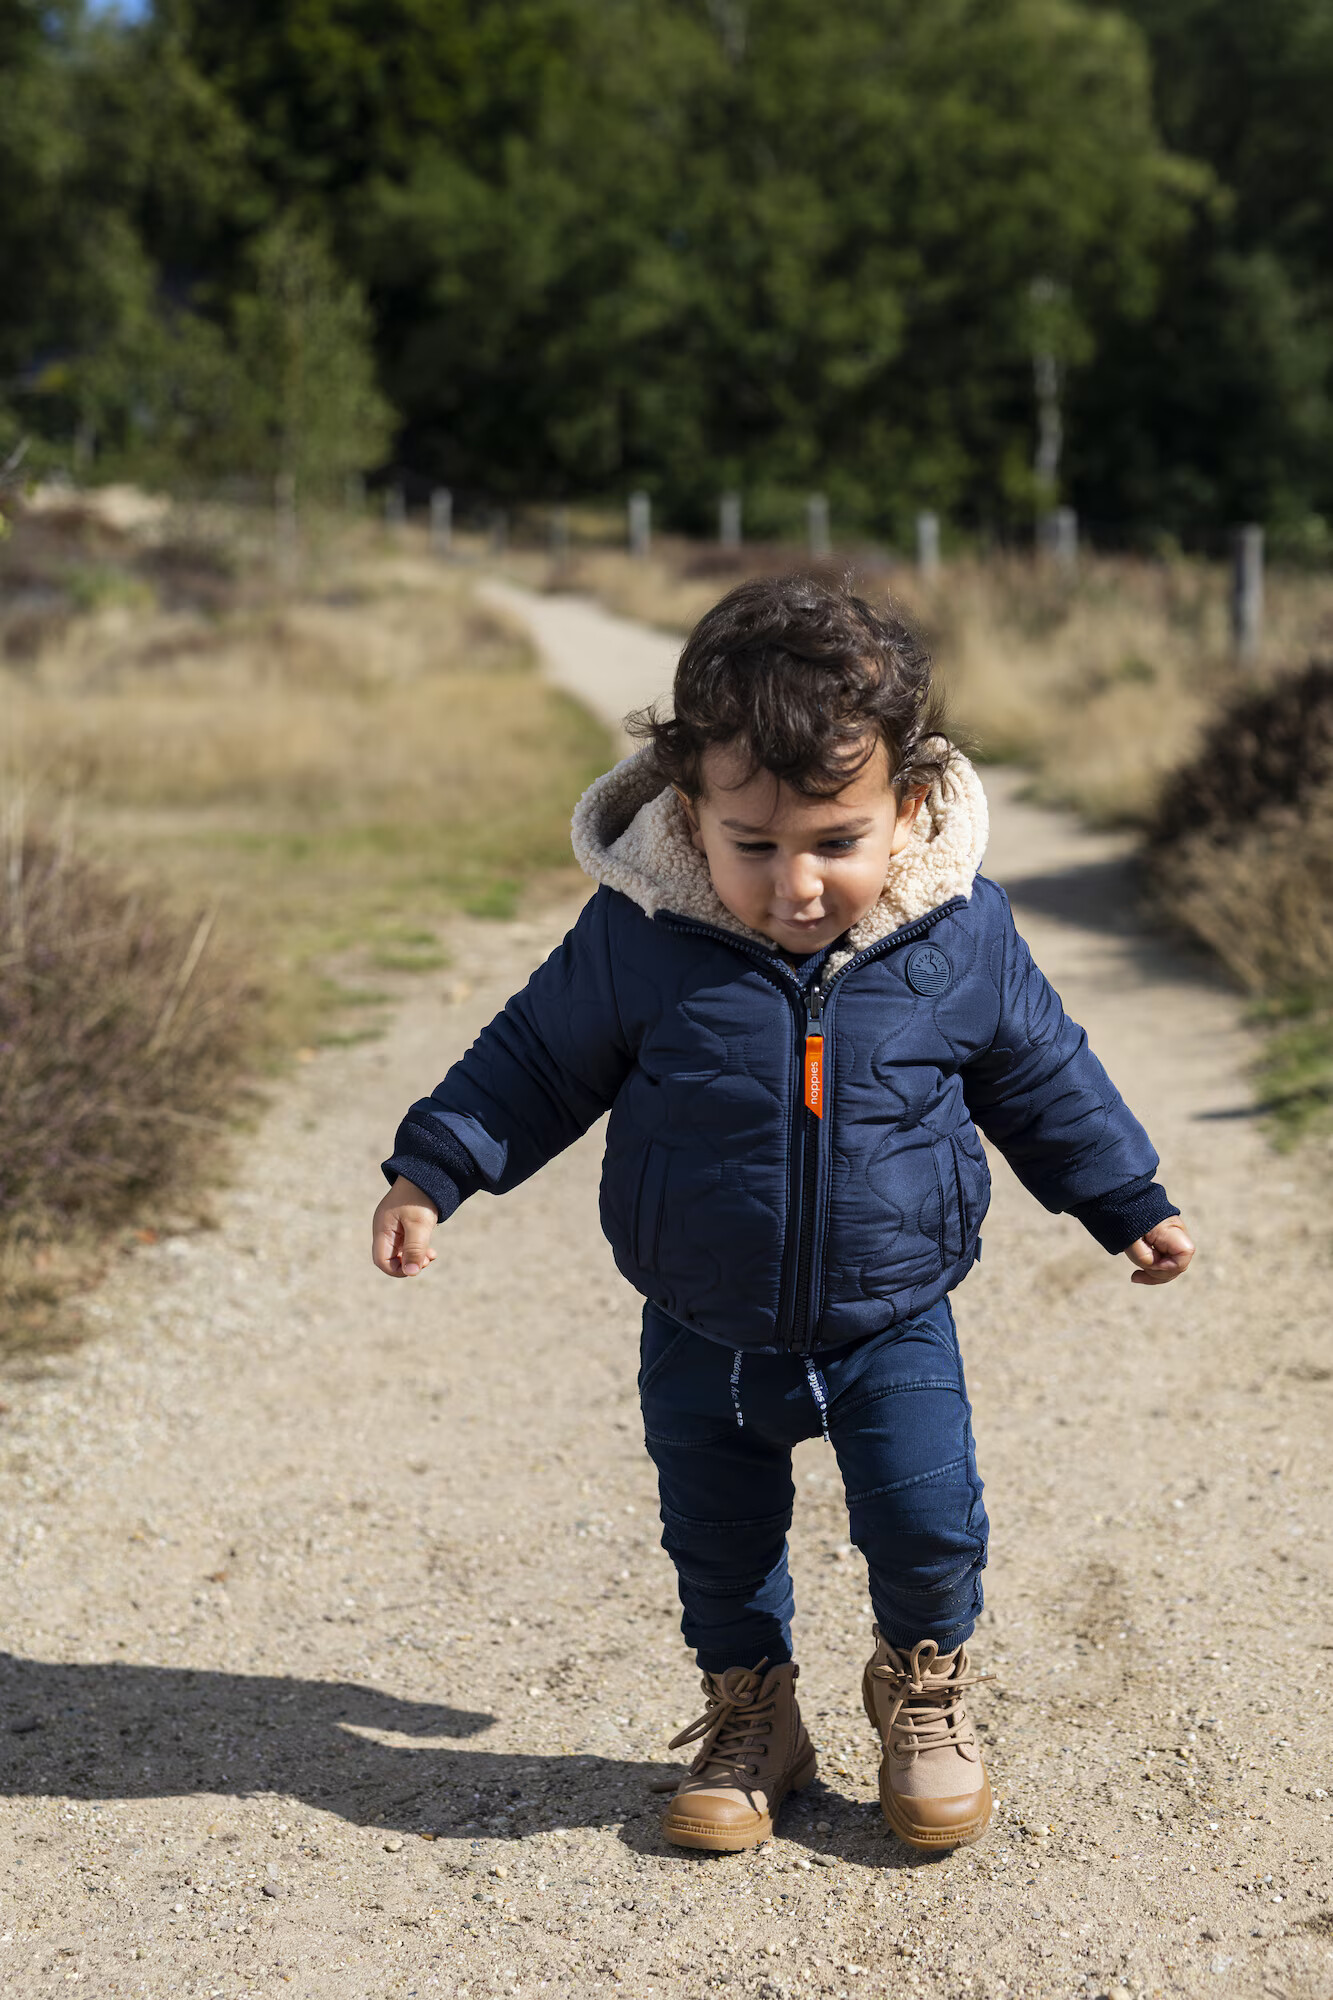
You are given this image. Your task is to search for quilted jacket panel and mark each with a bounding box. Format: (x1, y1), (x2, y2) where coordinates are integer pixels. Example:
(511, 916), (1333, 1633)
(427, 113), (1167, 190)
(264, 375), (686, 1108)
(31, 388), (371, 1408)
(401, 875), (1160, 1352)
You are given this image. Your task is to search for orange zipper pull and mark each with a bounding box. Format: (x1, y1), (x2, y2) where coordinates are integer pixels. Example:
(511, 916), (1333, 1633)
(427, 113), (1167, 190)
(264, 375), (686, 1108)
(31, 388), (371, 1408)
(803, 982), (826, 1117)
(804, 1033), (824, 1117)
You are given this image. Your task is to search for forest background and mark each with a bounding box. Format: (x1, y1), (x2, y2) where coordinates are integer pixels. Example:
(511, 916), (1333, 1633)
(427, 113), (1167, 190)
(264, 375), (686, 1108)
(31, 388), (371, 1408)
(8, 0), (1333, 551)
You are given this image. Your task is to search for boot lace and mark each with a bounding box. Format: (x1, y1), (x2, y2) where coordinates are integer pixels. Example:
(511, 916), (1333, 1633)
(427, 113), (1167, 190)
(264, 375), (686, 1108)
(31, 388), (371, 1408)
(869, 1640), (990, 1762)
(668, 1662), (779, 1785)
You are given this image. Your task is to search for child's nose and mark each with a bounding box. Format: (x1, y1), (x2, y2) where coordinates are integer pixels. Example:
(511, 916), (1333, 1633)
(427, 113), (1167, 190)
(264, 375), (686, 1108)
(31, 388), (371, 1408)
(775, 855), (824, 908)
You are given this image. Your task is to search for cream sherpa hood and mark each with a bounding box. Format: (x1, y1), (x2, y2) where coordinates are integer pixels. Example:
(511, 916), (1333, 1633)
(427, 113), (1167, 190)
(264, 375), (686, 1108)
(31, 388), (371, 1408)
(571, 745), (989, 972)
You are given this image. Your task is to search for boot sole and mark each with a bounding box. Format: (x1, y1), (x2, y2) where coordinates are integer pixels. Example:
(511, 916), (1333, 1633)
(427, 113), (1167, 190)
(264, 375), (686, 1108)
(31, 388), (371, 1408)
(661, 1744), (819, 1853)
(861, 1667), (992, 1851)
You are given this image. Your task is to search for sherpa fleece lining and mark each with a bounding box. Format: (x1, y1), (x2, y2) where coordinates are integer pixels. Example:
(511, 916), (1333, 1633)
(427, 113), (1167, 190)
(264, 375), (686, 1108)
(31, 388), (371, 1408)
(571, 744), (989, 970)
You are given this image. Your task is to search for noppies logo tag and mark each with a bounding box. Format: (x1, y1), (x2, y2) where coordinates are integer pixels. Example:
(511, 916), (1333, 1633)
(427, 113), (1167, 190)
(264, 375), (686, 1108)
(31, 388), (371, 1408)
(905, 943), (953, 996)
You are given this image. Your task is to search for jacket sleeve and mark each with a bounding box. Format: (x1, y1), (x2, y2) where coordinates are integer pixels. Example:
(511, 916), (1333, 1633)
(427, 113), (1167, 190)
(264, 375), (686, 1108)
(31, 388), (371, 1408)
(382, 888), (635, 1216)
(960, 889), (1177, 1250)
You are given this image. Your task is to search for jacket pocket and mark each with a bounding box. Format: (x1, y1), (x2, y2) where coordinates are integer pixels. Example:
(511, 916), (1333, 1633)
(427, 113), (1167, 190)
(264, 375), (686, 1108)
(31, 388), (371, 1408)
(931, 1138), (965, 1264)
(632, 1145), (670, 1270)
(949, 1131), (990, 1250)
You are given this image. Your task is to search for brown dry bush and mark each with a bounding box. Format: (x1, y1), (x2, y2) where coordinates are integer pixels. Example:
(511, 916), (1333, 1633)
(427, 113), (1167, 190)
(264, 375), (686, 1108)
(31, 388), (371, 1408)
(0, 490), (245, 650)
(1147, 661), (1333, 1139)
(0, 832), (260, 1344)
(1147, 661), (1333, 993)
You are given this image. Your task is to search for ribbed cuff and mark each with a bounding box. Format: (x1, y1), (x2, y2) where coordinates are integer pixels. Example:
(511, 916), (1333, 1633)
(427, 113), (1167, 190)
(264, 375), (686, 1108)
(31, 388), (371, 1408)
(1070, 1175), (1179, 1255)
(380, 1156), (461, 1223)
(381, 1115), (485, 1224)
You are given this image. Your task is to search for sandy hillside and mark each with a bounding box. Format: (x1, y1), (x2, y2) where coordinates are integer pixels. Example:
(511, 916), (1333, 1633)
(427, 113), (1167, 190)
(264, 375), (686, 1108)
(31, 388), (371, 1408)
(1, 586), (1331, 2000)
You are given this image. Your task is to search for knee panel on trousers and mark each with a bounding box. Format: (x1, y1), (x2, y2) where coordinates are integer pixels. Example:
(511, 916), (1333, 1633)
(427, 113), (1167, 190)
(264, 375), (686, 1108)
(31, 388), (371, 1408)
(837, 1376), (988, 1645)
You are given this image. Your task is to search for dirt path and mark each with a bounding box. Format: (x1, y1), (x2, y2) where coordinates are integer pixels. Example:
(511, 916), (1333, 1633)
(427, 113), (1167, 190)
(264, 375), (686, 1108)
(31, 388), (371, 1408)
(478, 580), (676, 747)
(3, 586), (1332, 2000)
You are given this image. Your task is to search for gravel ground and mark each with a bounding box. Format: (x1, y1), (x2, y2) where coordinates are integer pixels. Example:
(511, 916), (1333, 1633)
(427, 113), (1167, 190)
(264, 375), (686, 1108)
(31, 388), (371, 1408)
(1, 592), (1332, 2000)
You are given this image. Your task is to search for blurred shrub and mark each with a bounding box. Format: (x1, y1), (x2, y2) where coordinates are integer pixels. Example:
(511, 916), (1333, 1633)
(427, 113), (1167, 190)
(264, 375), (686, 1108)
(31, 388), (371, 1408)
(1150, 662), (1333, 856)
(0, 833), (259, 1339)
(1147, 661), (1333, 1138)
(0, 491), (252, 653)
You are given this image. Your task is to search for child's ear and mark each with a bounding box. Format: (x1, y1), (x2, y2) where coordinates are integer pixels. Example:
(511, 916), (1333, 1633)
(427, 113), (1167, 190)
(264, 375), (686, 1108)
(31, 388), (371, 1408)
(674, 785), (709, 855)
(890, 786), (927, 856)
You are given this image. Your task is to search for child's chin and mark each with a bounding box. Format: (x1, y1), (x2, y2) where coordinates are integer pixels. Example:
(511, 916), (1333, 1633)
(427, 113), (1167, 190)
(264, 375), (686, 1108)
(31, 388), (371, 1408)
(767, 920), (837, 949)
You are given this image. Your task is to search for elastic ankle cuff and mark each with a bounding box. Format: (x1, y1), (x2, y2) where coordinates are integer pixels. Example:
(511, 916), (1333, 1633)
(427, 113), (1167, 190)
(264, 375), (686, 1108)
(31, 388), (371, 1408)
(695, 1649), (792, 1673)
(873, 1620), (975, 1654)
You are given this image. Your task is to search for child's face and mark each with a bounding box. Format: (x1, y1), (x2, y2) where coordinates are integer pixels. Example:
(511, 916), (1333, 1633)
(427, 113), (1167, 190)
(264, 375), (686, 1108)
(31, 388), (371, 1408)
(678, 736), (923, 955)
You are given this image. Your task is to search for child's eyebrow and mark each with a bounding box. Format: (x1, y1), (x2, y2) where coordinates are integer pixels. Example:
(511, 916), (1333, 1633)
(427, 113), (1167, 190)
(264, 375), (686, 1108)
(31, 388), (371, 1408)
(721, 816), (877, 836)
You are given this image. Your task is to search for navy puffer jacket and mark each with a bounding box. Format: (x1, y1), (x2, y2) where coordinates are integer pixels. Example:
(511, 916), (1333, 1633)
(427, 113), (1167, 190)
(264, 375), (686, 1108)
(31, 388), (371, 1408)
(384, 751), (1175, 1354)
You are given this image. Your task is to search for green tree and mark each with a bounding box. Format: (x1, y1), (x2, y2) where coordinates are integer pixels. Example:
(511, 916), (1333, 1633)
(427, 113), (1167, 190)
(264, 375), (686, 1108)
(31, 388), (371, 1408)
(160, 0), (564, 194)
(0, 1), (124, 456)
(338, 0), (1195, 535)
(229, 216), (395, 497)
(0, 0), (262, 477)
(1075, 0), (1333, 538)
(14, 0), (1330, 540)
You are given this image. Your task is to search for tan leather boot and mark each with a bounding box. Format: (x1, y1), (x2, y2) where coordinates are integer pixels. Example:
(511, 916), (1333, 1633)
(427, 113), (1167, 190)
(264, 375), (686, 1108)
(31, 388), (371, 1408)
(660, 1661), (817, 1852)
(862, 1627), (992, 1850)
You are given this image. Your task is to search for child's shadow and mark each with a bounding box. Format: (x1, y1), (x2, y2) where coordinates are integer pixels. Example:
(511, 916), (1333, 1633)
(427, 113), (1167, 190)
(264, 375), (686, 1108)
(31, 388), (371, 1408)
(0, 1653), (924, 1866)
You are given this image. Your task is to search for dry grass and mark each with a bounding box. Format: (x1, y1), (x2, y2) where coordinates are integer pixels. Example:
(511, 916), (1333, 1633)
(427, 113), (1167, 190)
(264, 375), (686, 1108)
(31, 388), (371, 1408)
(534, 540), (1333, 827)
(4, 519), (610, 1028)
(0, 498), (613, 1346)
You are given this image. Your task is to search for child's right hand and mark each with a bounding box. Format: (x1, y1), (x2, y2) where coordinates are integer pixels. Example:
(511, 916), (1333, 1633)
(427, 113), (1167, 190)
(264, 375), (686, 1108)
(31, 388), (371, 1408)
(372, 1176), (439, 1278)
(1124, 1215), (1195, 1285)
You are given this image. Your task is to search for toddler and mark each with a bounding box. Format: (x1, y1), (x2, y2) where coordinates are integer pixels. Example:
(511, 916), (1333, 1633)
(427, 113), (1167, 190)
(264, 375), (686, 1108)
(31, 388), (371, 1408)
(372, 575), (1193, 1854)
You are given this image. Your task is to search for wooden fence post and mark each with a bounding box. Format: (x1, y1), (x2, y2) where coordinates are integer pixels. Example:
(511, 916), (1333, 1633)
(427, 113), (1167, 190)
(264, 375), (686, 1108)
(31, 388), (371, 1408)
(274, 471), (297, 584)
(430, 487), (452, 556)
(1038, 506), (1078, 572)
(719, 492), (742, 551)
(384, 481), (407, 529)
(1231, 525), (1264, 662)
(916, 511), (940, 580)
(628, 491), (652, 558)
(274, 470), (296, 531)
(806, 493), (831, 560)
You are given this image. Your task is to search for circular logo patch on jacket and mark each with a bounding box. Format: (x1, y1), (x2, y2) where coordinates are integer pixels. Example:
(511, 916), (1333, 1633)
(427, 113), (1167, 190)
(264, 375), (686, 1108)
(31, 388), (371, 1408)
(905, 943), (953, 996)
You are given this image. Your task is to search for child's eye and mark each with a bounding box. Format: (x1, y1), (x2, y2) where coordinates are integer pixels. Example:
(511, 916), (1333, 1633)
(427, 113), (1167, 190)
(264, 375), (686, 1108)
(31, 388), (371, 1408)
(734, 841), (775, 855)
(820, 839), (859, 853)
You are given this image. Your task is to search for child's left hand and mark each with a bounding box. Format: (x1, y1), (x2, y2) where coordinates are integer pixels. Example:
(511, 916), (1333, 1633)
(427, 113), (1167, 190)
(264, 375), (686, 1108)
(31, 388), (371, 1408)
(1125, 1217), (1195, 1285)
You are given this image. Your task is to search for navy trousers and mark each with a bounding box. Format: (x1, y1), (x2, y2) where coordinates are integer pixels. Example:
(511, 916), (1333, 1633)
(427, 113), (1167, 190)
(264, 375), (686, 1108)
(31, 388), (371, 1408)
(639, 1298), (988, 1672)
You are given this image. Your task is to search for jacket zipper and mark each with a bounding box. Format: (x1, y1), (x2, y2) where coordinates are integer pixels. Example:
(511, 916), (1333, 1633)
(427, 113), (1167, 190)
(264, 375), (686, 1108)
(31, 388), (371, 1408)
(790, 977), (828, 1353)
(657, 899), (965, 1351)
(788, 903), (967, 1350)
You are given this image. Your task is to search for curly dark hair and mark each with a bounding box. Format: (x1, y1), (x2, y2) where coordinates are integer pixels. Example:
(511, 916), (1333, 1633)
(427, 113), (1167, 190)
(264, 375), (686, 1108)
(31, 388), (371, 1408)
(626, 572), (950, 799)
